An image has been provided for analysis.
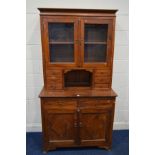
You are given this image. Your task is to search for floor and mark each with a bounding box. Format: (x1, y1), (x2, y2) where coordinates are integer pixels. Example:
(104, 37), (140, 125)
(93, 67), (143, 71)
(26, 130), (129, 155)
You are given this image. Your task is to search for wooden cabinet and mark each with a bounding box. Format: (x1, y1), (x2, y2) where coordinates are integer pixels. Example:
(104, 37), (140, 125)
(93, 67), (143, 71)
(40, 96), (116, 151)
(42, 17), (113, 68)
(39, 8), (118, 152)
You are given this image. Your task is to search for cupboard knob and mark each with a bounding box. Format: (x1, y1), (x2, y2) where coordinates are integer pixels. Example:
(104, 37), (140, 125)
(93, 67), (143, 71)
(74, 122), (77, 127)
(77, 108), (80, 112)
(51, 76), (56, 80)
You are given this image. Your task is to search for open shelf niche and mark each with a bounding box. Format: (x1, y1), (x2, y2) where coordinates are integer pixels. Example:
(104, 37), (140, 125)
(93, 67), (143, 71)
(64, 69), (93, 88)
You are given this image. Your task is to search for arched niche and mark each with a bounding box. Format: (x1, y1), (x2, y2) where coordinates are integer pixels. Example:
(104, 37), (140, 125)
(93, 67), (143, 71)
(64, 69), (93, 87)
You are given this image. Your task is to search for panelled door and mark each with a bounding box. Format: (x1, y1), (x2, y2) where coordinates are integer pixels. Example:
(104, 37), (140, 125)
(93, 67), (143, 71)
(80, 18), (113, 68)
(44, 108), (77, 146)
(43, 102), (114, 147)
(79, 108), (112, 146)
(42, 17), (79, 67)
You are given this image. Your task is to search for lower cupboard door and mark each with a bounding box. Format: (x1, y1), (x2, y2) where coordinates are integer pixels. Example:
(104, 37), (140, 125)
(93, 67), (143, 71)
(44, 109), (77, 146)
(79, 108), (113, 146)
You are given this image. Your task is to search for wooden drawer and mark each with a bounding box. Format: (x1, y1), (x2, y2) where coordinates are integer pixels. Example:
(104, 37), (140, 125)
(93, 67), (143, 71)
(94, 77), (111, 84)
(94, 70), (111, 87)
(47, 77), (62, 83)
(94, 83), (110, 89)
(79, 98), (114, 109)
(47, 76), (59, 80)
(95, 70), (111, 76)
(46, 72), (63, 90)
(43, 99), (77, 109)
(47, 81), (62, 90)
(46, 70), (62, 77)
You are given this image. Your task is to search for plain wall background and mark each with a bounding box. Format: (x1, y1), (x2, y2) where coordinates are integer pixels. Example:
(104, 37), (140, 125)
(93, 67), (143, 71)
(26, 0), (129, 131)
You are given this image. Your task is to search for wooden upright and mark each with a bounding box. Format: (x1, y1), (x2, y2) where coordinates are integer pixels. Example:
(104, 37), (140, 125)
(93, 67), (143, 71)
(38, 8), (118, 152)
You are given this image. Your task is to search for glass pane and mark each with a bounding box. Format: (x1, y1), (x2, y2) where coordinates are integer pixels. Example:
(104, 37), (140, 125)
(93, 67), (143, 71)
(85, 24), (108, 42)
(84, 24), (108, 63)
(84, 44), (107, 62)
(48, 23), (74, 63)
(49, 44), (74, 62)
(48, 23), (74, 42)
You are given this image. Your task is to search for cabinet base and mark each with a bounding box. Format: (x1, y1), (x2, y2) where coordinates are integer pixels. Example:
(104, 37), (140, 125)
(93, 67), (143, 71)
(98, 145), (112, 150)
(40, 91), (116, 153)
(43, 145), (112, 152)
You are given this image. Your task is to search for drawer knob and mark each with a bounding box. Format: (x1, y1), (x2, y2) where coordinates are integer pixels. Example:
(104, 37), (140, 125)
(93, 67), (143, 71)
(77, 108), (80, 112)
(76, 94), (80, 97)
(51, 76), (56, 80)
(79, 122), (83, 127)
(74, 122), (77, 128)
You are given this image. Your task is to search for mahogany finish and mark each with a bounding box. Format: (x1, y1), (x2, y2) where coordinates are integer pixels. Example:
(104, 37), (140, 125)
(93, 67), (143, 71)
(38, 8), (118, 152)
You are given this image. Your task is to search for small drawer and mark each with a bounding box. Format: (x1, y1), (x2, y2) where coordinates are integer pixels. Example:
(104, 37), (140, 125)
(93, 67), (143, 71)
(79, 98), (114, 108)
(46, 70), (62, 77)
(94, 77), (111, 84)
(47, 76), (57, 80)
(46, 75), (62, 90)
(94, 83), (110, 88)
(47, 77), (62, 82)
(95, 70), (111, 76)
(47, 81), (62, 90)
(43, 99), (77, 109)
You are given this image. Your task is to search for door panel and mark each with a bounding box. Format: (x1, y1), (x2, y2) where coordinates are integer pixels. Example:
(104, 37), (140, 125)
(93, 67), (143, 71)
(43, 17), (79, 67)
(44, 109), (77, 146)
(79, 108), (112, 145)
(80, 18), (113, 67)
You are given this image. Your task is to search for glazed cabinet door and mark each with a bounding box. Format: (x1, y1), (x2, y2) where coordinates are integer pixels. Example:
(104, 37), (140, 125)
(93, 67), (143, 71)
(41, 17), (79, 67)
(44, 108), (77, 147)
(80, 18), (113, 68)
(79, 108), (113, 147)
